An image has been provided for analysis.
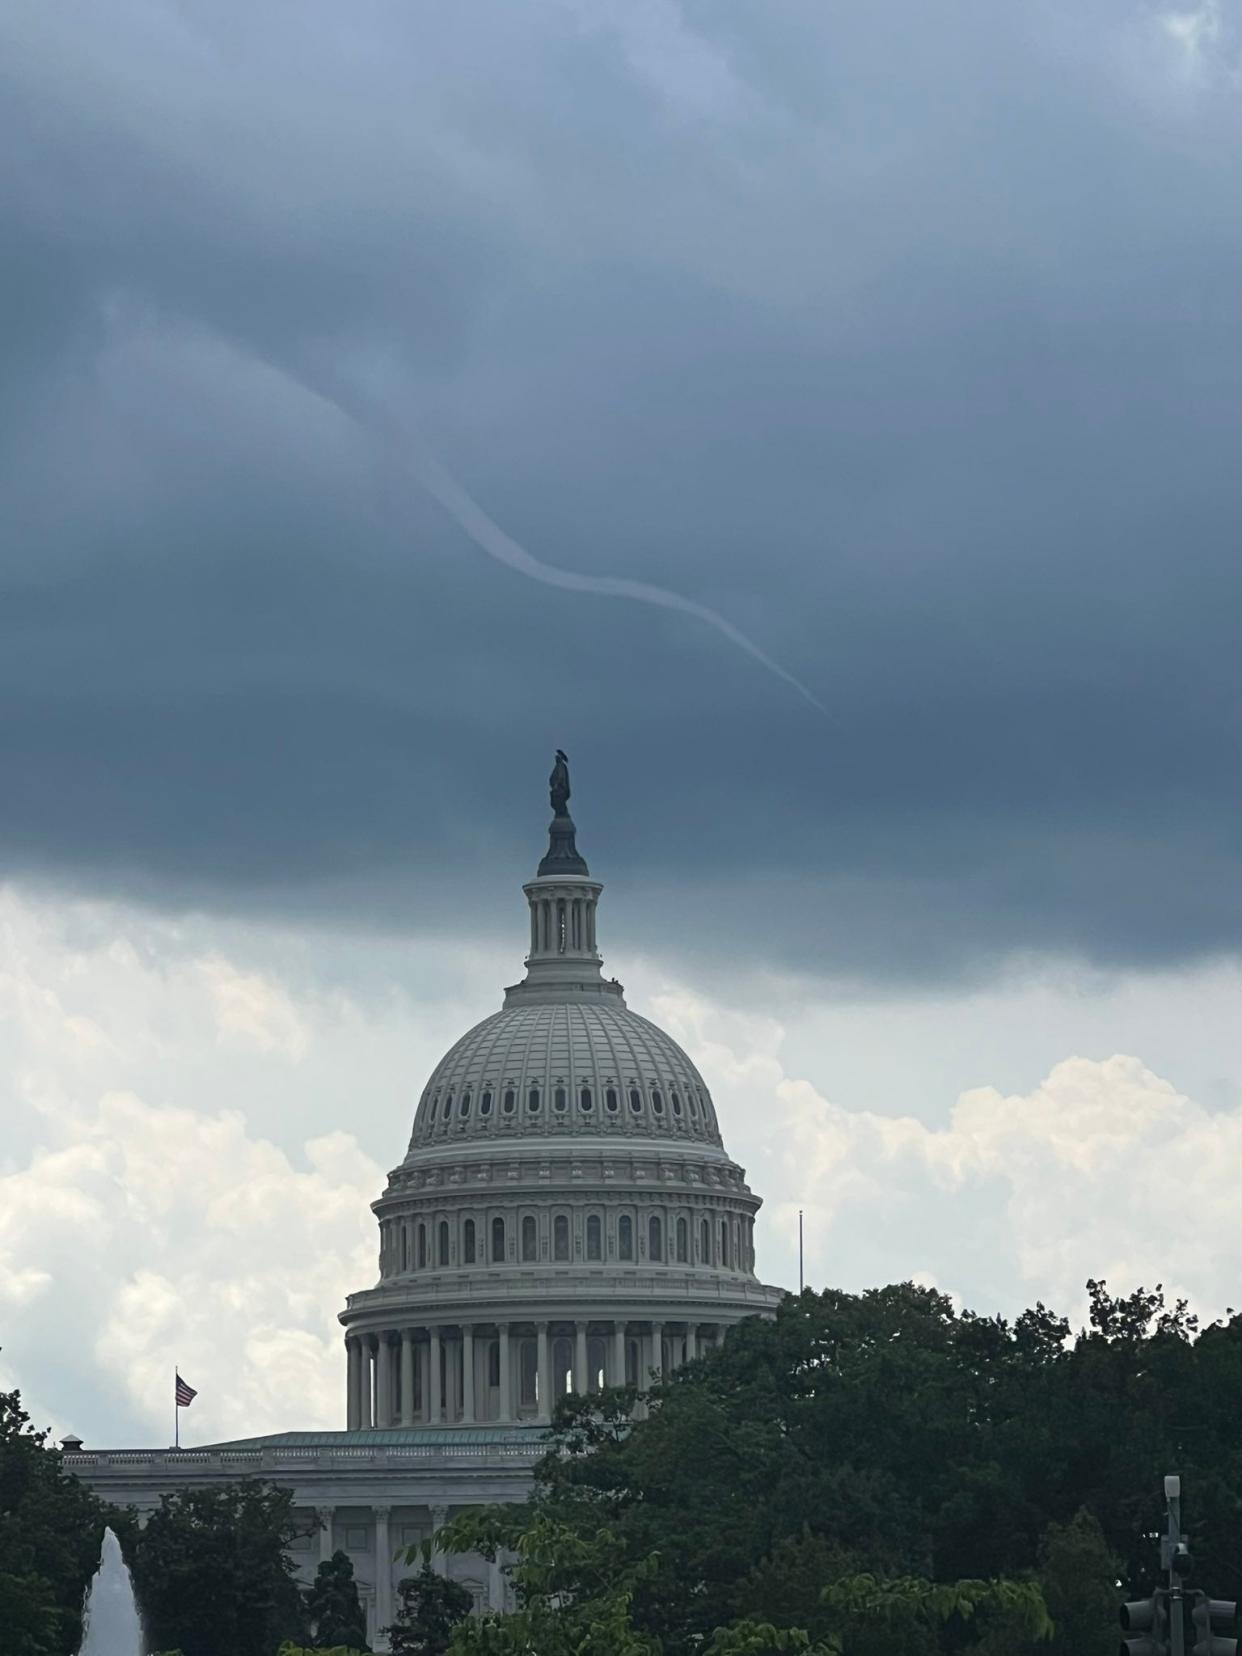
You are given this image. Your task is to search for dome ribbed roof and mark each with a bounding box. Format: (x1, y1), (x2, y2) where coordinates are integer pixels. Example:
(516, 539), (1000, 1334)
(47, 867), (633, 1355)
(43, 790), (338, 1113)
(407, 999), (723, 1152)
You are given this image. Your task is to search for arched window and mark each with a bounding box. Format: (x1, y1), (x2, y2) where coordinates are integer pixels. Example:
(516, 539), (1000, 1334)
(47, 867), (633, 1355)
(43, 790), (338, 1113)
(463, 1219), (476, 1264)
(428, 1095), (438, 1123)
(554, 1086), (567, 1112)
(671, 1090), (682, 1117)
(503, 1088), (516, 1115)
(480, 1089), (493, 1116)
(554, 1214), (570, 1261)
(586, 1214), (602, 1260)
(438, 1220), (450, 1266)
(628, 1088), (642, 1114)
(700, 1218), (709, 1262)
(720, 1219), (731, 1269)
(491, 1216), (506, 1263)
(618, 1215), (634, 1260)
(522, 1215), (537, 1262)
(417, 1223), (427, 1269)
(444, 1095), (453, 1120)
(649, 1216), (663, 1262)
(605, 1087), (619, 1112)
(527, 1086), (540, 1113)
(652, 1089), (664, 1115)
(676, 1216), (688, 1263)
(690, 1090), (700, 1117)
(579, 1086), (593, 1112)
(459, 1091), (471, 1117)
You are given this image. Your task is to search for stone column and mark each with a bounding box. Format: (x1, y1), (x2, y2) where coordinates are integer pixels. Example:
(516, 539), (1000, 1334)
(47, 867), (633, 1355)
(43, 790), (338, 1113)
(613, 1322), (627, 1388)
(429, 1327), (442, 1424)
(447, 1335), (460, 1424)
(462, 1324), (476, 1424)
(650, 1322), (664, 1387)
(376, 1334), (393, 1427)
(536, 1322), (551, 1419)
(574, 1323), (589, 1395)
(419, 1338), (430, 1424)
(346, 1341), (361, 1431)
(686, 1323), (698, 1364)
(430, 1503), (450, 1576)
(360, 1340), (374, 1429)
(317, 1505), (335, 1563)
(498, 1323), (512, 1422)
(374, 1505), (393, 1635)
(400, 1330), (415, 1424)
(488, 1555), (506, 1610)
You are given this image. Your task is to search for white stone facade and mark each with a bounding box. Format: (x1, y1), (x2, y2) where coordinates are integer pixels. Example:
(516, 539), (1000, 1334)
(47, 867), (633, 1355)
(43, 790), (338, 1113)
(68, 770), (784, 1650)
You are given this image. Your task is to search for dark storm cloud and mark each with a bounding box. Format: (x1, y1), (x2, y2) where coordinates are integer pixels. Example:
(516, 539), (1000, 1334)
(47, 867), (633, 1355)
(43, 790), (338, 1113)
(2, 0), (1242, 984)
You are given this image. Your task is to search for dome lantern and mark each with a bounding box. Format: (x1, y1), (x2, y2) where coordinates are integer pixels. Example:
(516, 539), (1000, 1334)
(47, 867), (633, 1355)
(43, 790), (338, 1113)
(510, 749), (608, 1005)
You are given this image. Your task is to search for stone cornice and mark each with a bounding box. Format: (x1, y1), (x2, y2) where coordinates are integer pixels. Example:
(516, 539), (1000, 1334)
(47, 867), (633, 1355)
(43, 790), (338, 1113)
(340, 1268), (786, 1327)
(378, 1146), (755, 1208)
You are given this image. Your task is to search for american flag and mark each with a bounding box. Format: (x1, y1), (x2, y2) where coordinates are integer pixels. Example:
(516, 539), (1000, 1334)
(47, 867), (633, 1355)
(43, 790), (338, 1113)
(175, 1373), (197, 1408)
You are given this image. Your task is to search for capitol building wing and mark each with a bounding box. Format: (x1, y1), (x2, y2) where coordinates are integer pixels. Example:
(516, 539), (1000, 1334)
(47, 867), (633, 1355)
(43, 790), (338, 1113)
(69, 759), (784, 1648)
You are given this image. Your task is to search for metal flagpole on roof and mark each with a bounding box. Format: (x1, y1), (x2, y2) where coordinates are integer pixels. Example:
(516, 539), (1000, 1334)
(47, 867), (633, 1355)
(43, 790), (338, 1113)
(174, 1366), (179, 1449)
(798, 1210), (804, 1293)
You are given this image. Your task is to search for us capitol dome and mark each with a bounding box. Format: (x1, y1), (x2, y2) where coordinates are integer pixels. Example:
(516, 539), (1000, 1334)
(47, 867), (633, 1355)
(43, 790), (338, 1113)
(338, 750), (783, 1430)
(68, 753), (784, 1645)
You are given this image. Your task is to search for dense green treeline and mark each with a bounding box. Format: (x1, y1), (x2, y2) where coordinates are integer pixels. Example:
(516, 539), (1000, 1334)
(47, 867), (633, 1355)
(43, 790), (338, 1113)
(442, 1280), (1242, 1654)
(6, 1280), (1242, 1654)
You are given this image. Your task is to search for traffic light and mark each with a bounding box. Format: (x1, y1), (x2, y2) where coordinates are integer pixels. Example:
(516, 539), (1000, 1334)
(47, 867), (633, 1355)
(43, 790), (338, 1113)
(1191, 1594), (1238, 1656)
(1120, 1591), (1170, 1656)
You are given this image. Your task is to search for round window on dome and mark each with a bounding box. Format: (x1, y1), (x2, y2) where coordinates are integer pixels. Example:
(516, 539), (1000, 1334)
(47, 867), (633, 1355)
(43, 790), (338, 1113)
(503, 1088), (516, 1114)
(652, 1088), (664, 1114)
(444, 1095), (453, 1122)
(460, 1091), (471, 1117)
(527, 1087), (541, 1112)
(671, 1090), (683, 1116)
(428, 1096), (438, 1123)
(628, 1088), (642, 1114)
(689, 1091), (700, 1117)
(606, 1087), (619, 1112)
(580, 1086), (593, 1112)
(554, 1086), (567, 1111)
(481, 1090), (493, 1116)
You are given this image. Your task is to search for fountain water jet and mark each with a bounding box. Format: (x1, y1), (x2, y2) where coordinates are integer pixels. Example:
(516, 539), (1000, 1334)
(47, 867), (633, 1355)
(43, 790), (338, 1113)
(78, 1526), (144, 1656)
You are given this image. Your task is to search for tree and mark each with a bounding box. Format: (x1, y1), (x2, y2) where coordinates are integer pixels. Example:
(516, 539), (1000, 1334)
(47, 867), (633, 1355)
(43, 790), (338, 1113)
(130, 1482), (310, 1656)
(305, 1551), (370, 1652)
(0, 1377), (114, 1656)
(438, 1510), (659, 1656)
(385, 1561), (473, 1656)
(1035, 1510), (1123, 1656)
(487, 1281), (1242, 1653)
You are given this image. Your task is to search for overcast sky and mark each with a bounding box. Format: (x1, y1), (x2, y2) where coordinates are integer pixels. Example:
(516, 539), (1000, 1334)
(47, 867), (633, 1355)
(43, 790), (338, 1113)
(3, 0), (1242, 1448)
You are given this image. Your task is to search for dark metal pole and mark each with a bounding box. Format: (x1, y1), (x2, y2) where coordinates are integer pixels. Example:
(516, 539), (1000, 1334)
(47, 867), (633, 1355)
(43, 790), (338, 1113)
(798, 1209), (804, 1292)
(1166, 1475), (1184, 1656)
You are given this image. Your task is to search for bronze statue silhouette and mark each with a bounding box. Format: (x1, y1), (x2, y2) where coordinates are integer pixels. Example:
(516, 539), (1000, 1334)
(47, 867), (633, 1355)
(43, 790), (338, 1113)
(549, 749), (571, 818)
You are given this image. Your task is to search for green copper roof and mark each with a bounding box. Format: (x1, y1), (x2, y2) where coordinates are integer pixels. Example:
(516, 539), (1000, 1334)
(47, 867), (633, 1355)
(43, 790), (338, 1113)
(195, 1427), (549, 1451)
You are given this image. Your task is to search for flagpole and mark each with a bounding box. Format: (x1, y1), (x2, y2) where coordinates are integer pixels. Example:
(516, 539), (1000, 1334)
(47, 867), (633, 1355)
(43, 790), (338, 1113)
(174, 1366), (179, 1450)
(798, 1209), (804, 1293)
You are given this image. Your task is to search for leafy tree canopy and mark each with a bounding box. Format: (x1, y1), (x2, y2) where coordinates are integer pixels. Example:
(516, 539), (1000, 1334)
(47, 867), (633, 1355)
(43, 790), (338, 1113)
(129, 1481), (310, 1656)
(385, 1560), (473, 1656)
(305, 1550), (370, 1652)
(0, 1373), (114, 1656)
(448, 1280), (1239, 1654)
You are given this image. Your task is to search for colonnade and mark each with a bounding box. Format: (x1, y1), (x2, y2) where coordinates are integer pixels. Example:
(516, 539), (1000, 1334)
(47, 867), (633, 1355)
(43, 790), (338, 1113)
(346, 1319), (720, 1430)
(312, 1501), (502, 1641)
